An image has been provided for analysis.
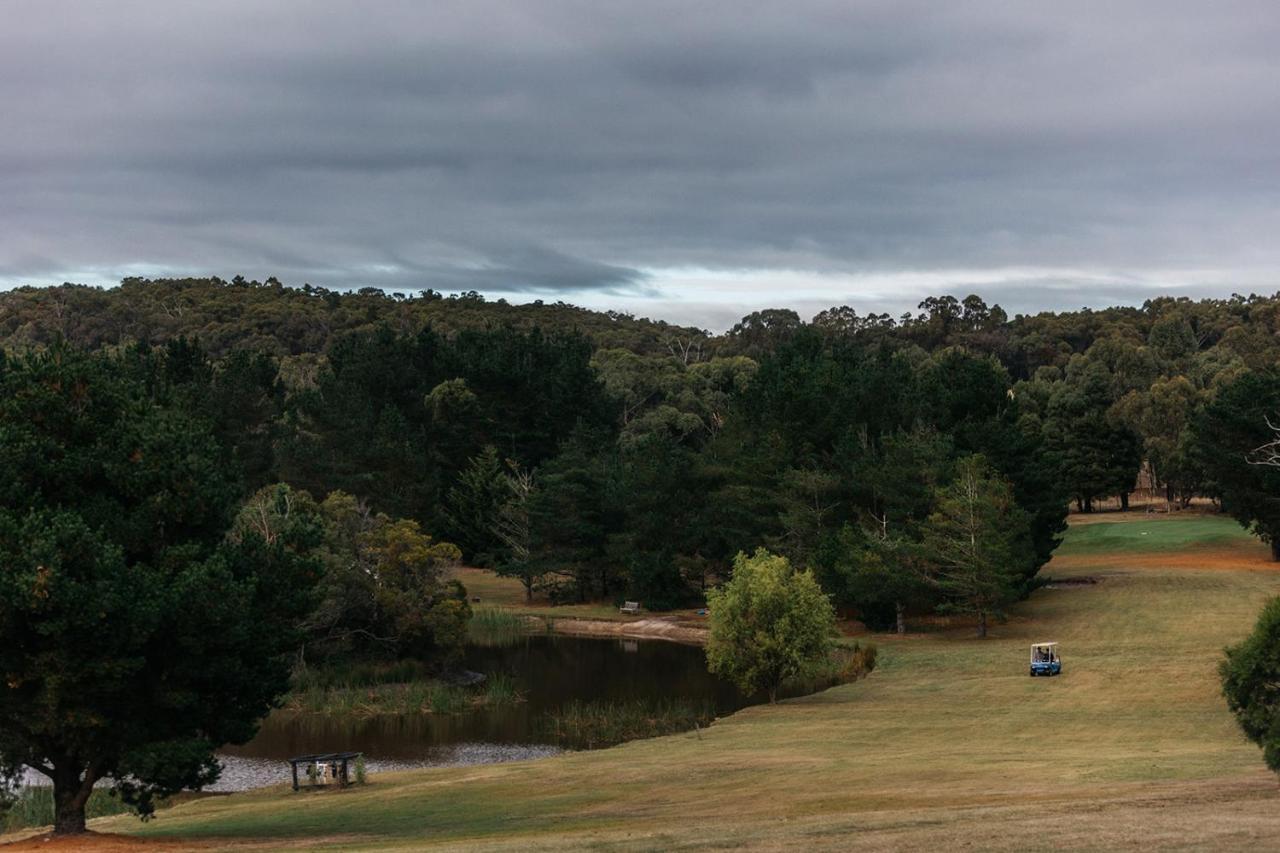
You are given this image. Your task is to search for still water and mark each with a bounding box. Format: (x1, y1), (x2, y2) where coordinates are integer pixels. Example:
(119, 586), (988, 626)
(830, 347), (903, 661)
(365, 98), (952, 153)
(215, 635), (748, 788)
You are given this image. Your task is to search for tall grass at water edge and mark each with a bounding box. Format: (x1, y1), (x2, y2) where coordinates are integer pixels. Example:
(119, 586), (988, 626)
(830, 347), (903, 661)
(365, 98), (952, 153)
(284, 674), (522, 717)
(468, 607), (538, 646)
(541, 698), (719, 750)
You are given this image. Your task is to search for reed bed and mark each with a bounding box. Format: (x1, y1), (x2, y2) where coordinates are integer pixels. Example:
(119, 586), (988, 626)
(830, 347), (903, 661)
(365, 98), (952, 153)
(282, 673), (524, 717)
(541, 698), (717, 750)
(468, 607), (538, 646)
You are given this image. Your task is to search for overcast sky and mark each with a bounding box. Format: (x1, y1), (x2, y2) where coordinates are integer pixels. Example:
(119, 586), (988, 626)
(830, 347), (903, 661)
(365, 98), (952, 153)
(4, 1), (1280, 329)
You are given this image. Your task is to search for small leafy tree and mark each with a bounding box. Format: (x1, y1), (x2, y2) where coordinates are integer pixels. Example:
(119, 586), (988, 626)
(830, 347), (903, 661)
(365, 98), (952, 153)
(363, 519), (471, 668)
(1221, 597), (1280, 771)
(918, 456), (1031, 637)
(705, 549), (836, 702)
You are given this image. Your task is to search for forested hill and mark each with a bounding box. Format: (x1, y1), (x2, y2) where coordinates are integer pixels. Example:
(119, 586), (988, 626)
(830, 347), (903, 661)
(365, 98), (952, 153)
(0, 277), (706, 358)
(8, 278), (1280, 614)
(8, 278), (1280, 382)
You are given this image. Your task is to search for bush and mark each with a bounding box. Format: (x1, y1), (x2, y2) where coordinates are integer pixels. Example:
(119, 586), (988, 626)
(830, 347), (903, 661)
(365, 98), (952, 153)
(706, 549), (837, 702)
(1222, 596), (1280, 771)
(842, 642), (878, 682)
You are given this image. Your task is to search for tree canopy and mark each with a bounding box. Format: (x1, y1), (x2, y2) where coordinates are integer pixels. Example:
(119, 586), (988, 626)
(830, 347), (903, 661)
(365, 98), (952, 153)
(705, 550), (836, 702)
(0, 347), (319, 834)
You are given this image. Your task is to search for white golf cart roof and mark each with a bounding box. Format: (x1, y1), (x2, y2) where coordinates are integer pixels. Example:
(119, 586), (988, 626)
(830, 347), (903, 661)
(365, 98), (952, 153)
(1030, 642), (1057, 648)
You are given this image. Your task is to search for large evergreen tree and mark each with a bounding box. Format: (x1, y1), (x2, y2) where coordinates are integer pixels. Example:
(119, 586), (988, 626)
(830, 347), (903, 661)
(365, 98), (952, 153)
(918, 457), (1032, 637)
(0, 347), (318, 834)
(1194, 370), (1280, 559)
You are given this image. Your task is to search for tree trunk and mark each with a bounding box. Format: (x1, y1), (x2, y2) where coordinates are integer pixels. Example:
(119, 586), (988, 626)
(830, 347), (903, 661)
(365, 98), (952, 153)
(524, 576), (533, 603)
(895, 601), (906, 635)
(1083, 496), (1093, 513)
(51, 765), (96, 836)
(1271, 539), (1280, 563)
(1120, 492), (1129, 511)
(1075, 497), (1084, 512)
(976, 610), (988, 638)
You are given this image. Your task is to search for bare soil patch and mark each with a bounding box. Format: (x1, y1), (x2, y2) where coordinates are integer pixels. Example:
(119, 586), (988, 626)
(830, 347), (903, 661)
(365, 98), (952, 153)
(1, 832), (215, 851)
(549, 616), (708, 646)
(1053, 550), (1280, 572)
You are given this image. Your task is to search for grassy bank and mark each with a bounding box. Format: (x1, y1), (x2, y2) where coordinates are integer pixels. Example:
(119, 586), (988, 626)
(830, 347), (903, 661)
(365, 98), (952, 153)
(83, 514), (1280, 849)
(451, 567), (706, 623)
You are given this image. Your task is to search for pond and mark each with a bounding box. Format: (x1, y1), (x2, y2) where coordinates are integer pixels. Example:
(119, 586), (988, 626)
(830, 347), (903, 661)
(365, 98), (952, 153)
(214, 634), (753, 789)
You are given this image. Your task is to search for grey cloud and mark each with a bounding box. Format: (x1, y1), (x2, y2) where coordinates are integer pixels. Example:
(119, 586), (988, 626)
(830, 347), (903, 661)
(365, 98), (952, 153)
(3, 1), (1280, 320)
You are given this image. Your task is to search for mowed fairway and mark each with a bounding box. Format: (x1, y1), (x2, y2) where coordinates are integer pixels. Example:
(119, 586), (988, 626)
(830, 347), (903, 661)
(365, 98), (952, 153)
(80, 514), (1280, 851)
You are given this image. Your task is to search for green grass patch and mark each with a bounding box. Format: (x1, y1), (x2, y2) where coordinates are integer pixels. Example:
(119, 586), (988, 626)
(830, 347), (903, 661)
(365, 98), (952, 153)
(1055, 514), (1252, 555)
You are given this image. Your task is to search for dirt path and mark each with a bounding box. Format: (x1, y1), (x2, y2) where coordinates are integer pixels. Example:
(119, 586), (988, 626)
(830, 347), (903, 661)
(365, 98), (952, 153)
(547, 615), (708, 645)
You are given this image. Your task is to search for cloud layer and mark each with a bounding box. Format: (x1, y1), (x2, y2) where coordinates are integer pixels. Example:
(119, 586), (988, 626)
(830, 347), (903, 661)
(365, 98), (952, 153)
(4, 1), (1280, 328)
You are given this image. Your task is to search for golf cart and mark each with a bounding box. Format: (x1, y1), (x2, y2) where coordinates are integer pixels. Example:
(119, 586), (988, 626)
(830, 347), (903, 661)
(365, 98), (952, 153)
(1029, 642), (1061, 677)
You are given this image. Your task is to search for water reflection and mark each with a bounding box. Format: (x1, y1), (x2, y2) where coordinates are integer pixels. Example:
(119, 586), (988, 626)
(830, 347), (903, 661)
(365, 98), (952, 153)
(226, 635), (746, 762)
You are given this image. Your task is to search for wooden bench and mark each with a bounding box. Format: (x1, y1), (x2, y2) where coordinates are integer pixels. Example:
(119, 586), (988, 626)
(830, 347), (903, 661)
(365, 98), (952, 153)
(620, 601), (641, 615)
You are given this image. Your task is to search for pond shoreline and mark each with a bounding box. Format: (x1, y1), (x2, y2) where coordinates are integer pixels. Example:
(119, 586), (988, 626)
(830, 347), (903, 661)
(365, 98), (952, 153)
(543, 615), (709, 646)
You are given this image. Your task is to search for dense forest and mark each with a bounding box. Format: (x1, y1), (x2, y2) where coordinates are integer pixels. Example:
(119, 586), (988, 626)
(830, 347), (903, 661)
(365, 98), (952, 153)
(7, 277), (1280, 624)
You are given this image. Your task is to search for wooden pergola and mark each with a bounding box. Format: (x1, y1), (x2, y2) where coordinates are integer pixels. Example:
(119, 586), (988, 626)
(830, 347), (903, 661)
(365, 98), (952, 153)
(288, 752), (362, 791)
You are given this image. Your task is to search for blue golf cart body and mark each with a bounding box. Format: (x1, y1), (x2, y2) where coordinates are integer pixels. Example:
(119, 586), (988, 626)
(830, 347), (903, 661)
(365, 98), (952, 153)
(1030, 642), (1061, 677)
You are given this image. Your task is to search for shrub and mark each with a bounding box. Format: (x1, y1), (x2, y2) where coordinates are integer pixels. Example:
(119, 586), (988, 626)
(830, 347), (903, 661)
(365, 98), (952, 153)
(706, 549), (837, 702)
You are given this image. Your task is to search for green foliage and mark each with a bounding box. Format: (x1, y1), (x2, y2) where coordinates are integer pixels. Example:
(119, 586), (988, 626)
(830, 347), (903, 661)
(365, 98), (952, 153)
(527, 429), (625, 602)
(364, 519), (470, 666)
(0, 346), (319, 833)
(1221, 597), (1280, 772)
(445, 446), (509, 565)
(0, 278), (702, 358)
(918, 457), (1032, 637)
(1194, 370), (1280, 559)
(705, 550), (836, 702)
(468, 607), (532, 647)
(299, 491), (471, 667)
(1042, 358), (1143, 511)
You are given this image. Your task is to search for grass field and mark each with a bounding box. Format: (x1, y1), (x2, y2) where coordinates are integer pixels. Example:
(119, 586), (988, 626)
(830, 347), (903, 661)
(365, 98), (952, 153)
(452, 566), (710, 624)
(20, 513), (1280, 850)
